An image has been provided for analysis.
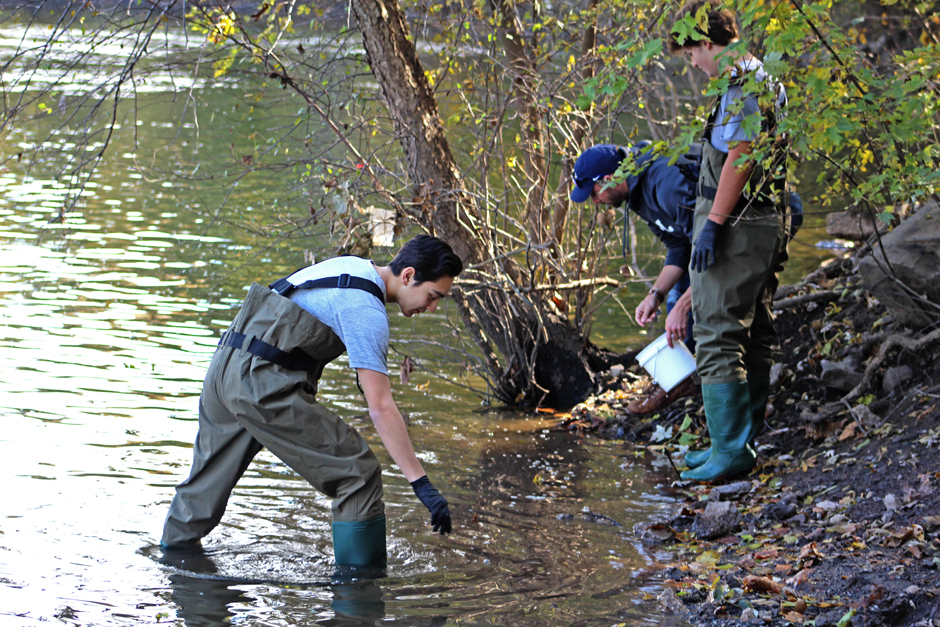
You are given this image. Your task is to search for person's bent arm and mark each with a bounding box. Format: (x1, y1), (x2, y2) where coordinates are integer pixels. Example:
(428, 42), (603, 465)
(664, 288), (693, 348)
(359, 367), (452, 534)
(690, 141), (754, 272)
(358, 367), (425, 482)
(707, 140), (752, 225)
(635, 264), (687, 327)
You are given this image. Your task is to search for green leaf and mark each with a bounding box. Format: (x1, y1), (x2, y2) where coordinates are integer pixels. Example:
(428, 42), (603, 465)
(853, 438), (871, 451)
(576, 93), (594, 111)
(836, 609), (856, 627)
(626, 37), (663, 69)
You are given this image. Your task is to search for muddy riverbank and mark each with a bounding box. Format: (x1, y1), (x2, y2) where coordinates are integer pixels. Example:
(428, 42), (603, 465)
(565, 252), (940, 627)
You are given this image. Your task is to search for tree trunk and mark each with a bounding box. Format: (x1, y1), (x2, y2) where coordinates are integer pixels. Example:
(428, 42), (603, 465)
(348, 0), (594, 406)
(489, 0), (549, 245)
(552, 0), (600, 251)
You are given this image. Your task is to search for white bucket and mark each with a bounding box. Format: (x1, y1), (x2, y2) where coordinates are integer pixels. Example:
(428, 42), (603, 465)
(635, 333), (697, 392)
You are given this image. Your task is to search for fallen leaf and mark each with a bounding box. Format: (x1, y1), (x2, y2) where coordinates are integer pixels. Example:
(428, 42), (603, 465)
(863, 584), (884, 607)
(743, 575), (782, 594)
(755, 548), (780, 561)
(917, 473), (935, 497)
(400, 356), (415, 385)
(695, 550), (721, 568)
(839, 422), (858, 441)
(836, 609), (856, 627)
(827, 522), (858, 536)
(783, 611), (805, 623)
(884, 525), (923, 548)
(797, 542), (825, 568)
(787, 568), (813, 588)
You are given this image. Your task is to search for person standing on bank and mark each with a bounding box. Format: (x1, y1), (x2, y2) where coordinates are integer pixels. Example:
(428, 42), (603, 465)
(161, 234), (463, 569)
(570, 143), (700, 414)
(667, 1), (791, 482)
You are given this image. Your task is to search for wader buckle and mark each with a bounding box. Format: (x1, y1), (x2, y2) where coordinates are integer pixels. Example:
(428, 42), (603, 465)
(219, 330), (322, 374)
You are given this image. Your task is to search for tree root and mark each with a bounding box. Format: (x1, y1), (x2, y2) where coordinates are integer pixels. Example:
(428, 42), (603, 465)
(773, 290), (840, 312)
(821, 326), (940, 415)
(774, 259), (847, 301)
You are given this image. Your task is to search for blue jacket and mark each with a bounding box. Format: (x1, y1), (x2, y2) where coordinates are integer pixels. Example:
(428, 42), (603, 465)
(622, 145), (803, 270)
(624, 148), (696, 270)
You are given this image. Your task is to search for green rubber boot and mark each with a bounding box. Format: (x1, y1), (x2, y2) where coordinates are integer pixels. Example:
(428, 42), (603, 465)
(683, 444), (711, 469)
(746, 372), (770, 447)
(680, 381), (756, 482)
(332, 516), (387, 569)
(683, 374), (770, 469)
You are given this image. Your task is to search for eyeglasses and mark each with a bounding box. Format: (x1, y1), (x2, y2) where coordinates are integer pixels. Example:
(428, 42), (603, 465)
(572, 173), (604, 188)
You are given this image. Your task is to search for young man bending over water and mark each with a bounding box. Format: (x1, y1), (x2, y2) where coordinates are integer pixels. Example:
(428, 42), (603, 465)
(162, 234), (463, 568)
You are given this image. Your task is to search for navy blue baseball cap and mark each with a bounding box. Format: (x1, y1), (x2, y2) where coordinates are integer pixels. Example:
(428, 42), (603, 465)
(570, 145), (626, 203)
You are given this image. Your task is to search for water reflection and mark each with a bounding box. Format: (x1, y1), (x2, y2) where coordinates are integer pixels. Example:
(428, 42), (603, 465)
(164, 569), (388, 627)
(167, 574), (254, 627)
(0, 38), (686, 627)
(156, 548), (389, 627)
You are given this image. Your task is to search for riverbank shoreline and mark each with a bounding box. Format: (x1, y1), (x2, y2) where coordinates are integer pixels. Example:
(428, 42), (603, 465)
(564, 252), (940, 627)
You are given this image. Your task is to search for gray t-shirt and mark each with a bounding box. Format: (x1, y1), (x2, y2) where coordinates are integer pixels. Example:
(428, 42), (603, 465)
(286, 257), (390, 375)
(710, 58), (786, 154)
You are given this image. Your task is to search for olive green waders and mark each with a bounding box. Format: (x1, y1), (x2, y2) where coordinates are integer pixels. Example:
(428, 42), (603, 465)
(681, 138), (788, 481)
(161, 283), (386, 567)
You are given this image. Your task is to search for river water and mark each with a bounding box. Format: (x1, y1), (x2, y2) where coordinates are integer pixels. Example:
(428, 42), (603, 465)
(0, 18), (844, 626)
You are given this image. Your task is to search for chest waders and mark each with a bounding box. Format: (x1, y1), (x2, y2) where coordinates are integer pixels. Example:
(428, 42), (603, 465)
(162, 274), (389, 569)
(680, 100), (789, 482)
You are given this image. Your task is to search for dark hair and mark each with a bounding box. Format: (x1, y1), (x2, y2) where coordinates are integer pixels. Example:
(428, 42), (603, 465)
(389, 234), (464, 283)
(667, 1), (739, 53)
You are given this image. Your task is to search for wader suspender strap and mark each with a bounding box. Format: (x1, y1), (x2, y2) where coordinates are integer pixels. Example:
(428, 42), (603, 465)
(698, 79), (784, 208)
(269, 273), (386, 304)
(698, 104), (723, 203)
(218, 272), (386, 374)
(220, 331), (323, 373)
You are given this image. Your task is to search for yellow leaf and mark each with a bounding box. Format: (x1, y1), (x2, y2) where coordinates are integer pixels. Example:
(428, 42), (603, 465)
(695, 550), (721, 568)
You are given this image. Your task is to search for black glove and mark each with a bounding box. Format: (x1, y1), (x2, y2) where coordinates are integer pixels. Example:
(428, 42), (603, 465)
(410, 475), (452, 535)
(691, 219), (722, 272)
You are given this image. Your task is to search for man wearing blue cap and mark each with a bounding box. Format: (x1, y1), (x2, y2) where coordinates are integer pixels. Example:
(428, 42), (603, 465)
(571, 142), (700, 414)
(571, 143), (803, 418)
